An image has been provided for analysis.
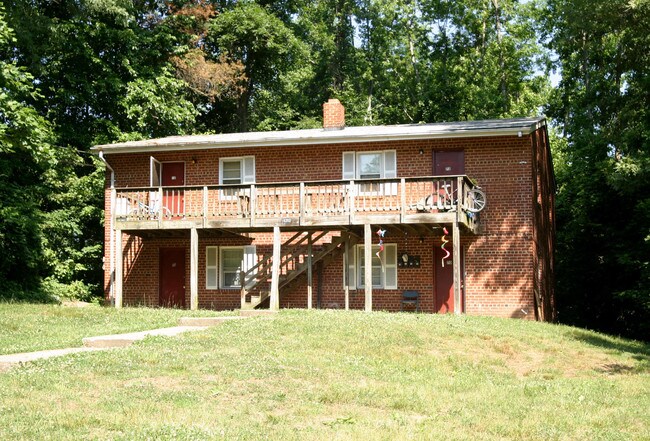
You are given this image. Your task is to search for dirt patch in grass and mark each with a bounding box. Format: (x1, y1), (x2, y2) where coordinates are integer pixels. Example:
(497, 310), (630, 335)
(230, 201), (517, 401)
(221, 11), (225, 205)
(456, 334), (639, 379)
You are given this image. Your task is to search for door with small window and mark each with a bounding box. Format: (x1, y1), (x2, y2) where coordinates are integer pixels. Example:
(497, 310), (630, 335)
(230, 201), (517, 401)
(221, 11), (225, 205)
(433, 150), (465, 176)
(432, 150), (465, 314)
(159, 248), (185, 308)
(434, 245), (464, 314)
(162, 162), (185, 218)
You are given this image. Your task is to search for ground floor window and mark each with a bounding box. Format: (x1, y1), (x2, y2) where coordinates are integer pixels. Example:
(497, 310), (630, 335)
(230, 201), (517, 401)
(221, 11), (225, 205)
(346, 243), (397, 290)
(206, 245), (256, 289)
(221, 247), (244, 288)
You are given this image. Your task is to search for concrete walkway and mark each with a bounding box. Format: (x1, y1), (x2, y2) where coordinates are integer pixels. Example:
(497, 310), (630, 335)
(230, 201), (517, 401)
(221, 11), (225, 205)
(0, 315), (250, 371)
(0, 347), (107, 371)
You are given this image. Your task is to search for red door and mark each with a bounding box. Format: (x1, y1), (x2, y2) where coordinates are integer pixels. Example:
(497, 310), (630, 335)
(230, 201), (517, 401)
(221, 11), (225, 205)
(434, 150), (465, 175)
(434, 245), (464, 314)
(159, 248), (186, 308)
(162, 162), (185, 218)
(433, 150), (465, 313)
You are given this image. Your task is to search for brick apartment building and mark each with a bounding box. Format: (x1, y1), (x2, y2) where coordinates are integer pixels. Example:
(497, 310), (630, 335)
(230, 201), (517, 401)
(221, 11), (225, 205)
(93, 99), (556, 321)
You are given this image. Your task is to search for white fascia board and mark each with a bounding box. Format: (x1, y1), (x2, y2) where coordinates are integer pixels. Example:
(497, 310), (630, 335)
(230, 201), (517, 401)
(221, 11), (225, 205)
(91, 118), (546, 155)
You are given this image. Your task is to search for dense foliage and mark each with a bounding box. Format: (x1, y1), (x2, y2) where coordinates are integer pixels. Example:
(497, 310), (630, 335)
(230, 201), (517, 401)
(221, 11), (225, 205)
(539, 0), (650, 340)
(0, 0), (647, 339)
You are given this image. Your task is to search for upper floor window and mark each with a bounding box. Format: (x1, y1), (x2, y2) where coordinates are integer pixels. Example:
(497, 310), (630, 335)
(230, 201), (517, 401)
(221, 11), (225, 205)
(357, 152), (382, 180)
(219, 156), (255, 186)
(342, 150), (397, 194)
(219, 156), (255, 198)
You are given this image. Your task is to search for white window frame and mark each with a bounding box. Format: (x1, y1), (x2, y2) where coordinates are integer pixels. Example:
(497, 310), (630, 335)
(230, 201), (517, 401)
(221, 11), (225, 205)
(206, 246), (219, 289)
(219, 156), (255, 199)
(219, 245), (256, 289)
(342, 150), (397, 195)
(345, 243), (397, 290)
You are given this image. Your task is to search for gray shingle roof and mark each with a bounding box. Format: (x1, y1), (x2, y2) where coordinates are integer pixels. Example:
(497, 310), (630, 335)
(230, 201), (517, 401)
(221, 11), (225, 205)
(92, 117), (546, 154)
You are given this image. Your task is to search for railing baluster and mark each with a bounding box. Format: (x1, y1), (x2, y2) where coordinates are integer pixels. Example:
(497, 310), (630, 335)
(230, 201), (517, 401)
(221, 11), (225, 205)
(250, 184), (256, 223)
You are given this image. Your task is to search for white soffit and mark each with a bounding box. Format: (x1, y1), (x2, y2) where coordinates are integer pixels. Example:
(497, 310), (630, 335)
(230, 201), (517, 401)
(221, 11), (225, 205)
(92, 117), (546, 154)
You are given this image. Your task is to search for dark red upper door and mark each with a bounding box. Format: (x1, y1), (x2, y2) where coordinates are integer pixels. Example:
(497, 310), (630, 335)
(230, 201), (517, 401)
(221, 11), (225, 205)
(433, 151), (465, 176)
(162, 162), (185, 217)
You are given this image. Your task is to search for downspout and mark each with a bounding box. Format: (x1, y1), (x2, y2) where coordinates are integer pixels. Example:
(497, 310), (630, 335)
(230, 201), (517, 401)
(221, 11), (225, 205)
(98, 150), (116, 306)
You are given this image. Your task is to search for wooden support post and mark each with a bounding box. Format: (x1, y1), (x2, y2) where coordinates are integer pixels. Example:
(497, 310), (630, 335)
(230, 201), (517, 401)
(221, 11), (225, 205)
(364, 223), (373, 312)
(240, 271), (246, 310)
(190, 227), (198, 310)
(307, 232), (313, 309)
(115, 229), (123, 309)
(452, 220), (462, 315)
(270, 225), (281, 311)
(299, 182), (306, 221)
(344, 233), (350, 311)
(317, 261), (323, 309)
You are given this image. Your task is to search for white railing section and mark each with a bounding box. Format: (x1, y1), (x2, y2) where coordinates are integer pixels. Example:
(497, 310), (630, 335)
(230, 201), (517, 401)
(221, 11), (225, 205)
(113, 176), (481, 225)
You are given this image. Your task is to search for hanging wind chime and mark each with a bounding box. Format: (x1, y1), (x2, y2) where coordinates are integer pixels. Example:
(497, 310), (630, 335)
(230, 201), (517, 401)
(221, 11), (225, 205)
(441, 226), (451, 267)
(376, 227), (386, 272)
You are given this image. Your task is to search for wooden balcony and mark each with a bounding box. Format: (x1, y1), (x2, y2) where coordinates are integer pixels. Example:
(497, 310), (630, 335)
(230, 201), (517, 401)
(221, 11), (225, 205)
(111, 176), (482, 233)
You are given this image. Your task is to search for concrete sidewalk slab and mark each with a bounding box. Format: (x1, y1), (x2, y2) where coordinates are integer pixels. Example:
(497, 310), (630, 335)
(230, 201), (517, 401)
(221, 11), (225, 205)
(0, 347), (107, 371)
(82, 326), (209, 348)
(0, 314), (249, 372)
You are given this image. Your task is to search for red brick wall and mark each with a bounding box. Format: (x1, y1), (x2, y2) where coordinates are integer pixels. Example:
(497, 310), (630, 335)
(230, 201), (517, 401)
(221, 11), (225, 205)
(102, 131), (550, 319)
(323, 99), (345, 129)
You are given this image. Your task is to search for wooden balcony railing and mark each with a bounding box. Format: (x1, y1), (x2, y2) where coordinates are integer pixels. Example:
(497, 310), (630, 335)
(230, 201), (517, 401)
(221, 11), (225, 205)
(112, 176), (481, 230)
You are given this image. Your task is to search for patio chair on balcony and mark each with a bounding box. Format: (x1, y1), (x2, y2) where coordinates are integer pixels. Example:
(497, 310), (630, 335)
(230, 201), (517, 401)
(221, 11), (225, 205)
(137, 192), (171, 219)
(414, 194), (435, 212)
(401, 290), (420, 312)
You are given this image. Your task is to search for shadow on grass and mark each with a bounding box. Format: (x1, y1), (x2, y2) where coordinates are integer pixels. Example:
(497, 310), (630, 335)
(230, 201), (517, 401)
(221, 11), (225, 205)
(569, 328), (650, 364)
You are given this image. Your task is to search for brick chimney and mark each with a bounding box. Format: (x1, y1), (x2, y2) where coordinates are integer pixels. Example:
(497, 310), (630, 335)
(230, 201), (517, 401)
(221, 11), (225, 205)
(323, 98), (345, 130)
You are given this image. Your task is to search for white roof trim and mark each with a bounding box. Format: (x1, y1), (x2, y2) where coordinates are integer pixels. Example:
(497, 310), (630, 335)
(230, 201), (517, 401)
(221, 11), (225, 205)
(92, 117), (546, 154)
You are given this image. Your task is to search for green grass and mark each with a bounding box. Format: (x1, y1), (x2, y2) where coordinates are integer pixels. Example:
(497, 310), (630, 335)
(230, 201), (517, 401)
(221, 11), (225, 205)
(1, 307), (649, 440)
(0, 303), (227, 355)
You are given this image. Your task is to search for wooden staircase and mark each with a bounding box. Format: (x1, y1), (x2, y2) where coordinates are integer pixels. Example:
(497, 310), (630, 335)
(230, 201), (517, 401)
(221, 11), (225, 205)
(240, 230), (359, 310)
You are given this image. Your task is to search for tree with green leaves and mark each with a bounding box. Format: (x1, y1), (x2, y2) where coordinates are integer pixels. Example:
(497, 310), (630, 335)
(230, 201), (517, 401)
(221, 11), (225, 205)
(540, 0), (650, 339)
(0, 5), (53, 298)
(205, 2), (309, 131)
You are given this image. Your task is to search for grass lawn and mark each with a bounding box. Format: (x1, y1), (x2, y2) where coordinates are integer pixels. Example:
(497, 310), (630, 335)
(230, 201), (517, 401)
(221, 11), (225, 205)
(0, 307), (648, 440)
(0, 303), (227, 355)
